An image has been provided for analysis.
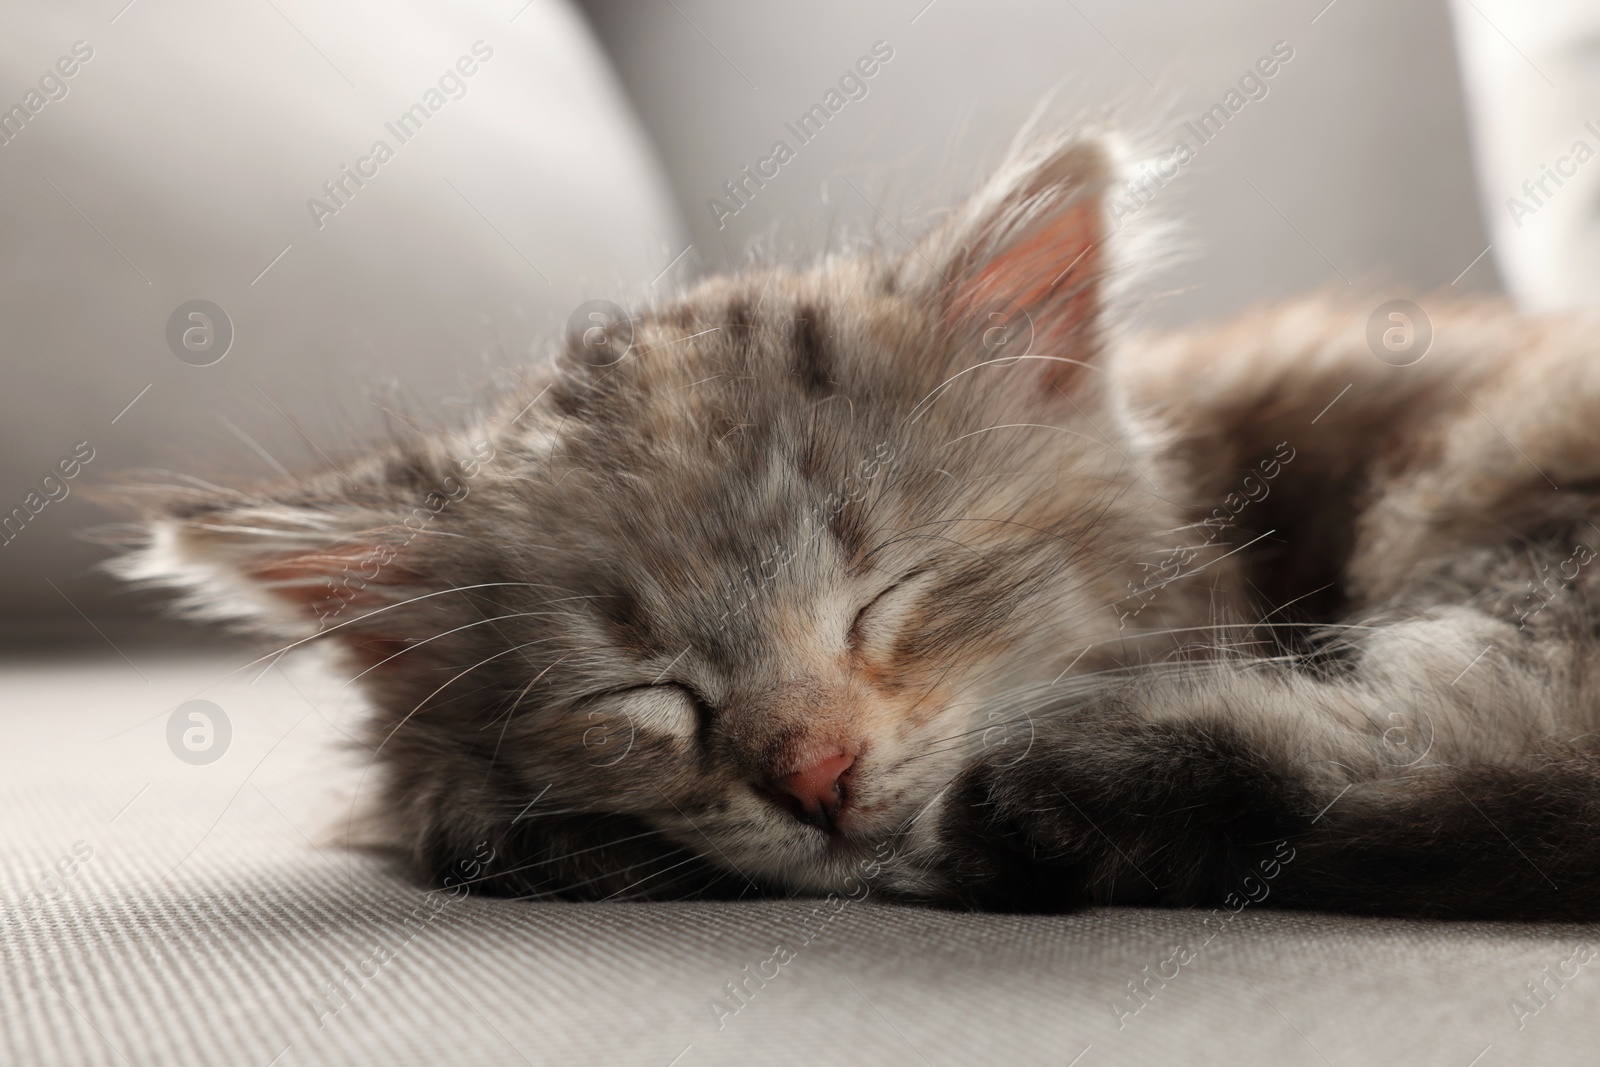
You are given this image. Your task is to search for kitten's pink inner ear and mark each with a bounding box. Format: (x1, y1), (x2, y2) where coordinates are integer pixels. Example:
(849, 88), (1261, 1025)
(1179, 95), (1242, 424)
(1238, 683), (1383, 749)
(245, 549), (422, 668)
(945, 196), (1103, 394)
(245, 547), (420, 615)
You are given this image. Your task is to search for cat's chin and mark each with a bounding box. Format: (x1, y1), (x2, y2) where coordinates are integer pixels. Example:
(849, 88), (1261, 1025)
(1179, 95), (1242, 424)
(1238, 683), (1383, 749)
(754, 817), (924, 895)
(771, 837), (887, 894)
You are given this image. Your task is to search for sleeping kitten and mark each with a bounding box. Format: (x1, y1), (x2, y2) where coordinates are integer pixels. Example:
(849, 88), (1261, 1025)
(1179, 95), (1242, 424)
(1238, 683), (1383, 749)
(116, 133), (1600, 919)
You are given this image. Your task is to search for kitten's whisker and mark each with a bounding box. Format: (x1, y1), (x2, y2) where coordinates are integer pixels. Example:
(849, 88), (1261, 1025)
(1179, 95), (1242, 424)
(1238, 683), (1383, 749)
(908, 635), (1389, 763)
(226, 581), (576, 677)
(339, 612), (572, 689)
(369, 643), (551, 750)
(463, 828), (671, 885)
(495, 845), (701, 902)
(1057, 389), (1169, 495)
(867, 513), (1116, 565)
(901, 660), (1265, 758)
(935, 422), (1107, 453)
(892, 780), (955, 840)
(343, 642), (608, 872)
(902, 353), (1102, 427)
(860, 528), (991, 568)
(597, 852), (710, 901)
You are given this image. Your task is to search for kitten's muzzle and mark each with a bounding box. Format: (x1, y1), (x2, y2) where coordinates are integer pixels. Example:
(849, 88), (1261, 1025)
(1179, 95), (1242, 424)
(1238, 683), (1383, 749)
(760, 750), (856, 833)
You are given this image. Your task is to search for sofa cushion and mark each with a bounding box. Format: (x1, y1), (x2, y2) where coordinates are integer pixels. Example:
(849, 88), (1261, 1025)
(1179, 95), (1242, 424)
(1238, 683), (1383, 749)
(0, 0), (686, 638)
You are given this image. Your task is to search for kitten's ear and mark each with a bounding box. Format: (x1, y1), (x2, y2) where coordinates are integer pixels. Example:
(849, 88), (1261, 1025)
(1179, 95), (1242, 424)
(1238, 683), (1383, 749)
(907, 135), (1119, 393)
(109, 448), (475, 645)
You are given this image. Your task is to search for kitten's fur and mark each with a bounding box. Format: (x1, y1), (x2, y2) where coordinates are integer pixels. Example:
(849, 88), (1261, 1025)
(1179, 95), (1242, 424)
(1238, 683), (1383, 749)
(116, 133), (1600, 918)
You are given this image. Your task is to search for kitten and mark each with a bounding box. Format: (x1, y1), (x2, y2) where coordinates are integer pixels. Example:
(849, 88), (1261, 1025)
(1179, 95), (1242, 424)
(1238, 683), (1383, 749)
(116, 132), (1600, 919)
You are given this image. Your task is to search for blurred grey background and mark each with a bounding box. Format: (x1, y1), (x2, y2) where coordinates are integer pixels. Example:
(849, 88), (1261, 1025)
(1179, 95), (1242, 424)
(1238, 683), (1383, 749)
(1, 0), (1503, 644)
(583, 0), (1496, 304)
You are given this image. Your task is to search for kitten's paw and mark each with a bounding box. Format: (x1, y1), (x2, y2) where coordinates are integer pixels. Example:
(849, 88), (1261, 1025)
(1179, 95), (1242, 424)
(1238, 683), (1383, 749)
(933, 715), (1312, 912)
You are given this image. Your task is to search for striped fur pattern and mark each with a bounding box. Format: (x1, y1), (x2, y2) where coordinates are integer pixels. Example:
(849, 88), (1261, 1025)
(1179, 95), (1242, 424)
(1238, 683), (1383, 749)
(114, 133), (1600, 917)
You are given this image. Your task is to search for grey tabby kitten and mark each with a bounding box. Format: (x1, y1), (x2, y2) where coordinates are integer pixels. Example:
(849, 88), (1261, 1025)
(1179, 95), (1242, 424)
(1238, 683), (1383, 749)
(118, 133), (1600, 918)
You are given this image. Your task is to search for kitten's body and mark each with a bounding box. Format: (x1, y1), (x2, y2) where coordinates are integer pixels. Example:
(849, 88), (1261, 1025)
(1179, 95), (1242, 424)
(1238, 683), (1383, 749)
(950, 296), (1600, 917)
(118, 135), (1600, 918)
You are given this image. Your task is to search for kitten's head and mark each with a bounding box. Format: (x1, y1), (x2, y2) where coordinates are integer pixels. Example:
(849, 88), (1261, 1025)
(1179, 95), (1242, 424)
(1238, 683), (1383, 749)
(116, 134), (1177, 900)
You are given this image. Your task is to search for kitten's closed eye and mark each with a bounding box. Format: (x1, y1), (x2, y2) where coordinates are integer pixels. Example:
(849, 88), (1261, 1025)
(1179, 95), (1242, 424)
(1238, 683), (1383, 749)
(604, 683), (707, 740)
(850, 571), (930, 658)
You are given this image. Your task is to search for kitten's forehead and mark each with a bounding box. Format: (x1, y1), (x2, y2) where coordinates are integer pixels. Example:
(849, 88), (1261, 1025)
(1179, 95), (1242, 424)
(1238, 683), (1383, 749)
(530, 272), (911, 529)
(546, 266), (917, 442)
(507, 274), (926, 680)
(557, 437), (866, 673)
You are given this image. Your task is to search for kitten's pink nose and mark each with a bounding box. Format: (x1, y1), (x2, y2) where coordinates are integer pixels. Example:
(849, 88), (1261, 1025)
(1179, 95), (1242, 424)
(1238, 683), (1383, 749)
(766, 750), (856, 831)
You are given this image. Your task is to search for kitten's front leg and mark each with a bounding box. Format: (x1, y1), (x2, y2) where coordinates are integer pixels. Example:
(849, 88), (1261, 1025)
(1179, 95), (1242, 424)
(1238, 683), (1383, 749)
(926, 655), (1600, 921)
(931, 700), (1315, 913)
